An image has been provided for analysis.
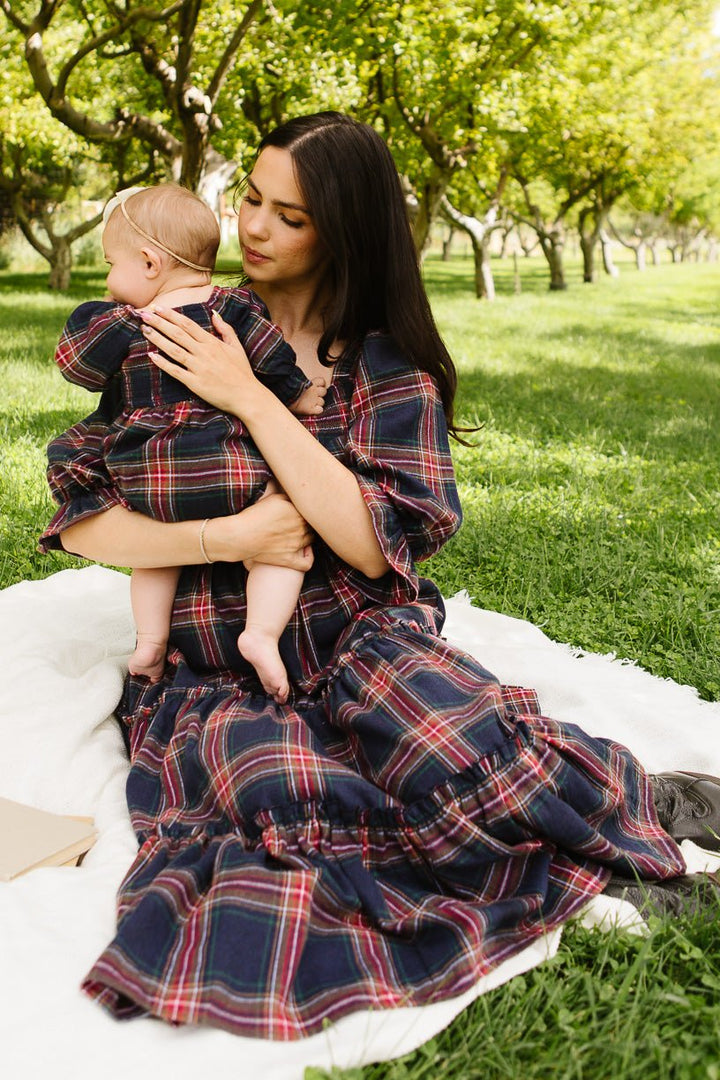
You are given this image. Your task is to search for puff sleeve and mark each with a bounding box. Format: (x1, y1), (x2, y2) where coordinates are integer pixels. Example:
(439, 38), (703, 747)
(54, 301), (138, 390)
(341, 334), (462, 596)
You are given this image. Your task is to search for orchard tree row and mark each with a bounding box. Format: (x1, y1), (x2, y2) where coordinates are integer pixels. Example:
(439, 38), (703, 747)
(1, 0), (718, 292)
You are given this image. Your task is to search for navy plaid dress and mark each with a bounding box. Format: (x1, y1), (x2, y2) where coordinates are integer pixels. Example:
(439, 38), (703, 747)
(41, 331), (684, 1040)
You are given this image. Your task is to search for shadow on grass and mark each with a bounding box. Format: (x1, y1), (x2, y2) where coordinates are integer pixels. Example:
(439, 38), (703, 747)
(454, 347), (718, 462)
(0, 407), (88, 445)
(424, 255), (556, 298)
(424, 252), (720, 314)
(0, 267), (106, 300)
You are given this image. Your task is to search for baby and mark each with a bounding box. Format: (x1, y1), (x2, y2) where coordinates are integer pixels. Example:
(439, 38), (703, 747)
(41, 183), (325, 703)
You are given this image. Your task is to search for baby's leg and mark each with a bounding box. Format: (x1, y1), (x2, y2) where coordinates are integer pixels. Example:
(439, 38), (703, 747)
(128, 566), (180, 682)
(238, 562), (303, 705)
(237, 479), (301, 704)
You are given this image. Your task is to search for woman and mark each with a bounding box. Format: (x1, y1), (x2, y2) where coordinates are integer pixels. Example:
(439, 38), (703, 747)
(52, 112), (719, 1040)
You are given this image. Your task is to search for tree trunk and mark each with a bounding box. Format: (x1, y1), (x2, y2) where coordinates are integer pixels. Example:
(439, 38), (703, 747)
(439, 195), (499, 300)
(412, 166), (451, 255)
(48, 238), (72, 291)
(547, 245), (566, 289)
(513, 251), (521, 294)
(579, 206), (599, 283)
(636, 240), (647, 271)
(473, 239), (495, 300)
(442, 227), (454, 261)
(198, 151), (239, 216)
(540, 231), (566, 290)
(580, 231), (597, 282)
(519, 234), (538, 257)
(600, 229), (619, 277)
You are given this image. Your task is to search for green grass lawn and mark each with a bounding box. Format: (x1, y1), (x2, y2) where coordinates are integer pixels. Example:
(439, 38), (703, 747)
(425, 254), (720, 702)
(2, 254), (720, 1079)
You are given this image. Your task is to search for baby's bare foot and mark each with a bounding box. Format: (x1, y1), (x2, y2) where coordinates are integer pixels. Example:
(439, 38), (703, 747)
(128, 634), (167, 682)
(238, 627), (290, 704)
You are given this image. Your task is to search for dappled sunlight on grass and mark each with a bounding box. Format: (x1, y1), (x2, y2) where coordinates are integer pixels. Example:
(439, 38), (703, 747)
(420, 255), (720, 699)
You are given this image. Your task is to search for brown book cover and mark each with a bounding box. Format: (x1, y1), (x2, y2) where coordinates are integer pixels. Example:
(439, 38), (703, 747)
(0, 796), (97, 881)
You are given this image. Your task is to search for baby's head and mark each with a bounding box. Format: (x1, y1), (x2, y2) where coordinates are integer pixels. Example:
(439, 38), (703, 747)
(102, 183), (221, 307)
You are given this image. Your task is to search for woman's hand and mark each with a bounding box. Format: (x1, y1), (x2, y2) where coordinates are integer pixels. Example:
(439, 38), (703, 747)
(207, 492), (314, 571)
(140, 307), (256, 416)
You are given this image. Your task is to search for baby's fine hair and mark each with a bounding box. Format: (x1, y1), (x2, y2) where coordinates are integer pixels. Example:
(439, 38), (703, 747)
(108, 183), (220, 272)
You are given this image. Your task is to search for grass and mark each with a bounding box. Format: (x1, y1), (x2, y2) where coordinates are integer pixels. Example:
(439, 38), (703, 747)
(2, 253), (720, 1079)
(309, 914), (720, 1080)
(424, 254), (720, 700)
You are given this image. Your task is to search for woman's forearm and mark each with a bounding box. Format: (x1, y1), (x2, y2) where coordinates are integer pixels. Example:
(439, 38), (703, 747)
(60, 507), (217, 567)
(59, 500), (314, 571)
(239, 382), (390, 578)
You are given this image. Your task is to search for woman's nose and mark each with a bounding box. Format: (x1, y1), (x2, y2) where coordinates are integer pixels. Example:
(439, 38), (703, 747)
(242, 208), (269, 241)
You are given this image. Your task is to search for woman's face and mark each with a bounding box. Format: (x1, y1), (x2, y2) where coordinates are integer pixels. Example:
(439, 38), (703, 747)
(237, 146), (328, 290)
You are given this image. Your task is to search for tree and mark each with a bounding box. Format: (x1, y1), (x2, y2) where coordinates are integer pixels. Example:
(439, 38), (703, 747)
(0, 42), (112, 289)
(509, 0), (719, 288)
(0, 0), (267, 203)
(0, 1), (369, 285)
(355, 0), (587, 253)
(439, 166), (509, 300)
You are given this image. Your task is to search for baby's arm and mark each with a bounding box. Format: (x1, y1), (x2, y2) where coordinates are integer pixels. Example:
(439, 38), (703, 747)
(56, 301), (137, 391)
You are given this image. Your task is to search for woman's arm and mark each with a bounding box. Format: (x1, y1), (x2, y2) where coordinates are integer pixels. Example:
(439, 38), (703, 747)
(59, 497), (315, 571)
(139, 308), (391, 578)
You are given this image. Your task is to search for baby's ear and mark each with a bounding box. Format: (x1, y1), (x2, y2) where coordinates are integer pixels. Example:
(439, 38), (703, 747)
(141, 246), (163, 279)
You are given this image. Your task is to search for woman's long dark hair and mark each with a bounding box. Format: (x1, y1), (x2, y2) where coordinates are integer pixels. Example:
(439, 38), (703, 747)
(256, 112), (461, 436)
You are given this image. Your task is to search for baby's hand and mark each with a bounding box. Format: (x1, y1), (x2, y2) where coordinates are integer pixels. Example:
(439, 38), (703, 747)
(290, 377), (327, 416)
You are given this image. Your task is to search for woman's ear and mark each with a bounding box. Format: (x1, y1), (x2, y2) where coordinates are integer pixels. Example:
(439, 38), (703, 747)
(140, 246), (163, 279)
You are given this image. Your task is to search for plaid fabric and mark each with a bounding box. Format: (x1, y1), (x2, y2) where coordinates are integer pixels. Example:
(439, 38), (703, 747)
(39, 287), (308, 545)
(73, 334), (684, 1039)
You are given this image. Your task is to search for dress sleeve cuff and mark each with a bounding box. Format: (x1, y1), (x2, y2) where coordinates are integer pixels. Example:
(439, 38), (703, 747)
(355, 475), (419, 598)
(38, 487), (130, 554)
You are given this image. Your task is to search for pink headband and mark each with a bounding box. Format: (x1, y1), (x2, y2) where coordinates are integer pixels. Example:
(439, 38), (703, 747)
(103, 187), (214, 273)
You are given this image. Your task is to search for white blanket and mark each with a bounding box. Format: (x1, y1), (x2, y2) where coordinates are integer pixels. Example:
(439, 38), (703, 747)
(1, 566), (718, 1080)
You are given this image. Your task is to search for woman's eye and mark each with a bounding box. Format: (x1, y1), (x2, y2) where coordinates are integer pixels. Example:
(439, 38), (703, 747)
(243, 195), (261, 206)
(280, 215), (303, 229)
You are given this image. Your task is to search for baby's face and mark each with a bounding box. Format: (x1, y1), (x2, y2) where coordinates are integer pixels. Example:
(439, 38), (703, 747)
(103, 224), (158, 308)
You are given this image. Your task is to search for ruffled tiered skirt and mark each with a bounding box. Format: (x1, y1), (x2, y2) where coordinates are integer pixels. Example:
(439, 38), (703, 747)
(83, 606), (684, 1039)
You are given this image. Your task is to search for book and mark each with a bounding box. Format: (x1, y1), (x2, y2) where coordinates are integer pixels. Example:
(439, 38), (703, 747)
(0, 796), (97, 881)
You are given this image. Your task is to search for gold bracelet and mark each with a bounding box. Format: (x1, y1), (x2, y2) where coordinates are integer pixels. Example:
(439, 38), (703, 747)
(199, 518), (214, 564)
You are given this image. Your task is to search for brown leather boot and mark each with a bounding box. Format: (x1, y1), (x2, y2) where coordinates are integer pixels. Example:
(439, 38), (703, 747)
(604, 872), (720, 921)
(649, 771), (720, 851)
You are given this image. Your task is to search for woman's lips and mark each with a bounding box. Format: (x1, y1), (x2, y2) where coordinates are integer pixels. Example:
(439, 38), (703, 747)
(243, 246), (270, 265)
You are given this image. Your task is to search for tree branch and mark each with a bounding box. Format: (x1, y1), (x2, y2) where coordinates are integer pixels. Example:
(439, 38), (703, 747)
(0, 0), (30, 33)
(12, 196), (52, 260)
(207, 0), (263, 103)
(55, 2), (186, 99)
(175, 0), (201, 103)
